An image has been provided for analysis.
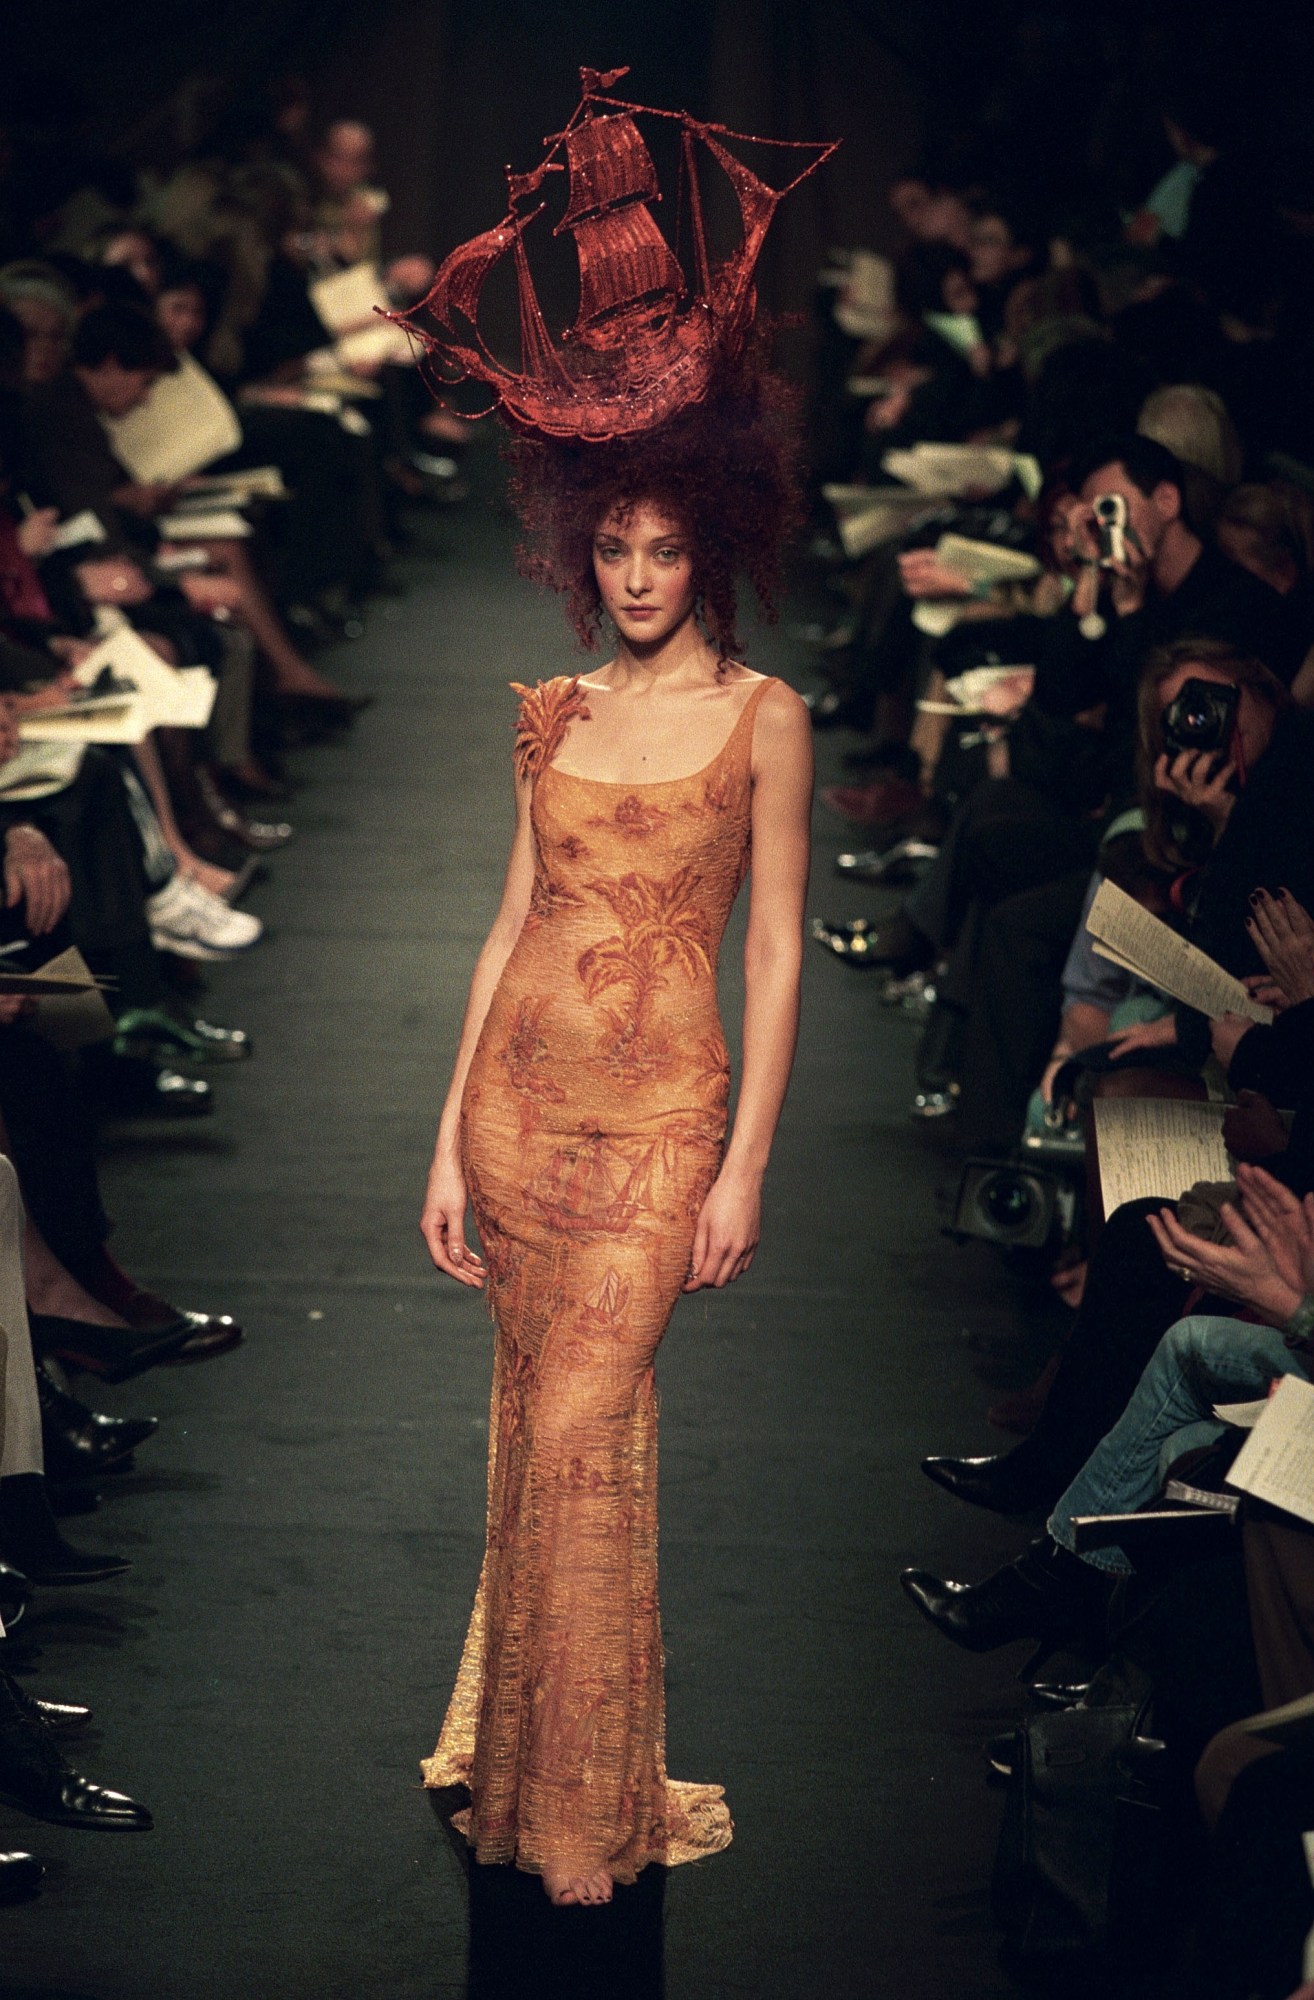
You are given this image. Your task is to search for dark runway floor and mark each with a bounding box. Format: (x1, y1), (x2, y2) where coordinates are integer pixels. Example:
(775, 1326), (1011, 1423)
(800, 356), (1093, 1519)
(1, 465), (1054, 1999)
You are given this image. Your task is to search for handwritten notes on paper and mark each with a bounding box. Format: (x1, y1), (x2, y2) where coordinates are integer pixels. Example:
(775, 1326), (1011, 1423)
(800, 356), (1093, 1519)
(1086, 878), (1272, 1024)
(1228, 1375), (1314, 1528)
(1092, 1096), (1230, 1213)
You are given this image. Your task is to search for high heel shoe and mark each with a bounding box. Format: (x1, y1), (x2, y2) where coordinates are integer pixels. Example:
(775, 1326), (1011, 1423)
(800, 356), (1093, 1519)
(28, 1312), (192, 1384)
(900, 1535), (1109, 1662)
(36, 1361), (158, 1483)
(0, 1476), (130, 1586)
(920, 1448), (1055, 1517)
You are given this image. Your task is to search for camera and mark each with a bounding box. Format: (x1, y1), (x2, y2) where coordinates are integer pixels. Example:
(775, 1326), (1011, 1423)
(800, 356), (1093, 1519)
(949, 1159), (1075, 1250)
(1161, 677), (1238, 758)
(1091, 491), (1128, 569)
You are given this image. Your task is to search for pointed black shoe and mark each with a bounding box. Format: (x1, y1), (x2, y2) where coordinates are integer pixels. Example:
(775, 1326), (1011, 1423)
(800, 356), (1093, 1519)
(36, 1360), (158, 1481)
(21, 1690), (92, 1734)
(0, 1850), (43, 1902)
(28, 1312), (191, 1384)
(0, 1670), (150, 1831)
(0, 1476), (130, 1587)
(900, 1536), (1108, 1661)
(920, 1448), (1054, 1517)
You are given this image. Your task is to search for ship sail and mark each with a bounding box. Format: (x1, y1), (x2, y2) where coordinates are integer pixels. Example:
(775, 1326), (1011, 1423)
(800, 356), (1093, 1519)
(572, 207), (684, 326)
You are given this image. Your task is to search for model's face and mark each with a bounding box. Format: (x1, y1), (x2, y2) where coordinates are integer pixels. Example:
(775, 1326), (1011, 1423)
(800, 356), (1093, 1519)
(156, 286), (207, 353)
(592, 501), (697, 646)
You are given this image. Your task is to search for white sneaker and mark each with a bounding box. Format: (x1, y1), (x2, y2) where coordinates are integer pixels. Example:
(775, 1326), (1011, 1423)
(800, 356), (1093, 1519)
(147, 874), (263, 959)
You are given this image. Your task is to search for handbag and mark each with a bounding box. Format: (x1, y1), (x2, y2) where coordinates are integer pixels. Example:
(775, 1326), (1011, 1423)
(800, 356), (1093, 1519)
(992, 1699), (1160, 1962)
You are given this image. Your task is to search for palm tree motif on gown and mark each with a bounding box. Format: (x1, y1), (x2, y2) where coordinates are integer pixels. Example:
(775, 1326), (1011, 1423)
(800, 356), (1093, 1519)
(576, 865), (712, 1083)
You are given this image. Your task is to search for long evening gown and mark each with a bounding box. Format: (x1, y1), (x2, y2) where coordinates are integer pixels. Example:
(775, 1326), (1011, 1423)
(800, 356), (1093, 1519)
(423, 670), (778, 1883)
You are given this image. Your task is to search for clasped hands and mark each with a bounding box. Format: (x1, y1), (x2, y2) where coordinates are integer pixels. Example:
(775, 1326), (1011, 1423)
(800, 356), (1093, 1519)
(1147, 1163), (1314, 1329)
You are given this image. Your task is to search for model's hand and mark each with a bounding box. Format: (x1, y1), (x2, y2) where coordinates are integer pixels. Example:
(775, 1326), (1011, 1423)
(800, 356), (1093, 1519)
(420, 1153), (486, 1289)
(684, 1165), (761, 1291)
(4, 823), (71, 935)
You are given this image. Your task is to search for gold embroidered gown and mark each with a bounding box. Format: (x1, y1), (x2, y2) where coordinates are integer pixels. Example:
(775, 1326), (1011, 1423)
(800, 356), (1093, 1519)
(423, 671), (777, 1883)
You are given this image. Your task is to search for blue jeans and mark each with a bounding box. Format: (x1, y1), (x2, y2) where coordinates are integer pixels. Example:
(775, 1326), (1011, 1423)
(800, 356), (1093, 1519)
(1047, 1314), (1309, 1575)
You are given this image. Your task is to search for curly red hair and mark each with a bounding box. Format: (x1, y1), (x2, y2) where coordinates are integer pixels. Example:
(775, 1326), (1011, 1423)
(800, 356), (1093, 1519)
(504, 345), (805, 658)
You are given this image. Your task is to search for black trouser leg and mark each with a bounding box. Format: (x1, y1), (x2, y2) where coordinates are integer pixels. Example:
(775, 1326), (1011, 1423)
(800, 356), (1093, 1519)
(27, 751), (161, 1008)
(956, 868), (1093, 1152)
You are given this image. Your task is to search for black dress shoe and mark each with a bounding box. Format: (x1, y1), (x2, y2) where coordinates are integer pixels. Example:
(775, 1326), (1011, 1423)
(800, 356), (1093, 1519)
(0, 1559), (30, 1631)
(920, 1449), (1053, 1517)
(0, 1671), (150, 1831)
(22, 1692), (92, 1734)
(158, 1311), (243, 1365)
(0, 1475), (130, 1587)
(36, 1360), (158, 1482)
(900, 1536), (1108, 1666)
(83, 1048), (213, 1119)
(1029, 1680), (1092, 1711)
(0, 1850), (43, 1902)
(29, 1313), (191, 1384)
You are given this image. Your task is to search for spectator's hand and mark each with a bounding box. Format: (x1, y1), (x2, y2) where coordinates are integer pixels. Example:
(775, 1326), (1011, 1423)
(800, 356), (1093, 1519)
(1223, 1088), (1289, 1163)
(1244, 970), (1290, 1014)
(3, 823), (70, 935)
(1153, 748), (1236, 839)
(12, 670), (79, 715)
(74, 557), (153, 606)
(1146, 1176), (1311, 1324)
(0, 994), (34, 1026)
(897, 548), (973, 599)
(1235, 1164), (1314, 1297)
(1247, 888), (1314, 1006)
(45, 635), (98, 667)
(1105, 1014), (1178, 1061)
(178, 571), (242, 616)
(1211, 1011), (1254, 1072)
(113, 480), (183, 517)
(15, 507), (59, 559)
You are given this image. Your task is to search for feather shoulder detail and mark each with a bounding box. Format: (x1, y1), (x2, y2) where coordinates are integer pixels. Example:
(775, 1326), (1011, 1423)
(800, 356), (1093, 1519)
(510, 675), (591, 782)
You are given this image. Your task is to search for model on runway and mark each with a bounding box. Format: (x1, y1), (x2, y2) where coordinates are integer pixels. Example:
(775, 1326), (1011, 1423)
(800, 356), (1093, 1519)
(412, 67), (828, 1912)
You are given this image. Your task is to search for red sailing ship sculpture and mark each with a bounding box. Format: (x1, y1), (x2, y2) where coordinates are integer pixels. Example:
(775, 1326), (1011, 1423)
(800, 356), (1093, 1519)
(384, 66), (838, 442)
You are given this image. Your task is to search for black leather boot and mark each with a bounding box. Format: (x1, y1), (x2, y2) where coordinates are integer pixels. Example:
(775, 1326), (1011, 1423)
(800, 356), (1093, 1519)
(0, 1670), (150, 1830)
(13, 1683), (91, 1733)
(0, 1475), (129, 1586)
(0, 1850), (43, 1902)
(36, 1361), (158, 1481)
(900, 1535), (1109, 1663)
(920, 1445), (1057, 1517)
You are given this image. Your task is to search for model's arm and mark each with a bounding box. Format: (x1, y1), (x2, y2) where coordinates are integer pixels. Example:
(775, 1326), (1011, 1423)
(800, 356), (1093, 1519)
(685, 681), (813, 1291)
(420, 764), (535, 1287)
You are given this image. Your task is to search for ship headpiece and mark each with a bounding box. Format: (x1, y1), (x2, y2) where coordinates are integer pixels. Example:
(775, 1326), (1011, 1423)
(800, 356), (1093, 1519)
(383, 66), (838, 443)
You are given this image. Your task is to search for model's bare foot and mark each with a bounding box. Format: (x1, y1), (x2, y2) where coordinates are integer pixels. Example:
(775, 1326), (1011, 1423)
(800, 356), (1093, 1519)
(542, 1864), (613, 1907)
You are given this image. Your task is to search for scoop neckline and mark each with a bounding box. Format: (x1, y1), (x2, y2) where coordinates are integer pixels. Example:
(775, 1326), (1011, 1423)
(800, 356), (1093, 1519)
(542, 675), (772, 790)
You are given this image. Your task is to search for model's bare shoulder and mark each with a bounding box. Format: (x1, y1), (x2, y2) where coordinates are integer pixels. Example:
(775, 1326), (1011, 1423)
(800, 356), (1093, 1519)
(752, 678), (812, 755)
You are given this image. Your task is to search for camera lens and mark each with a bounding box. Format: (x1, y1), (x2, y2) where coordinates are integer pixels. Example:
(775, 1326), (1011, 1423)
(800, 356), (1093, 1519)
(980, 1171), (1034, 1232)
